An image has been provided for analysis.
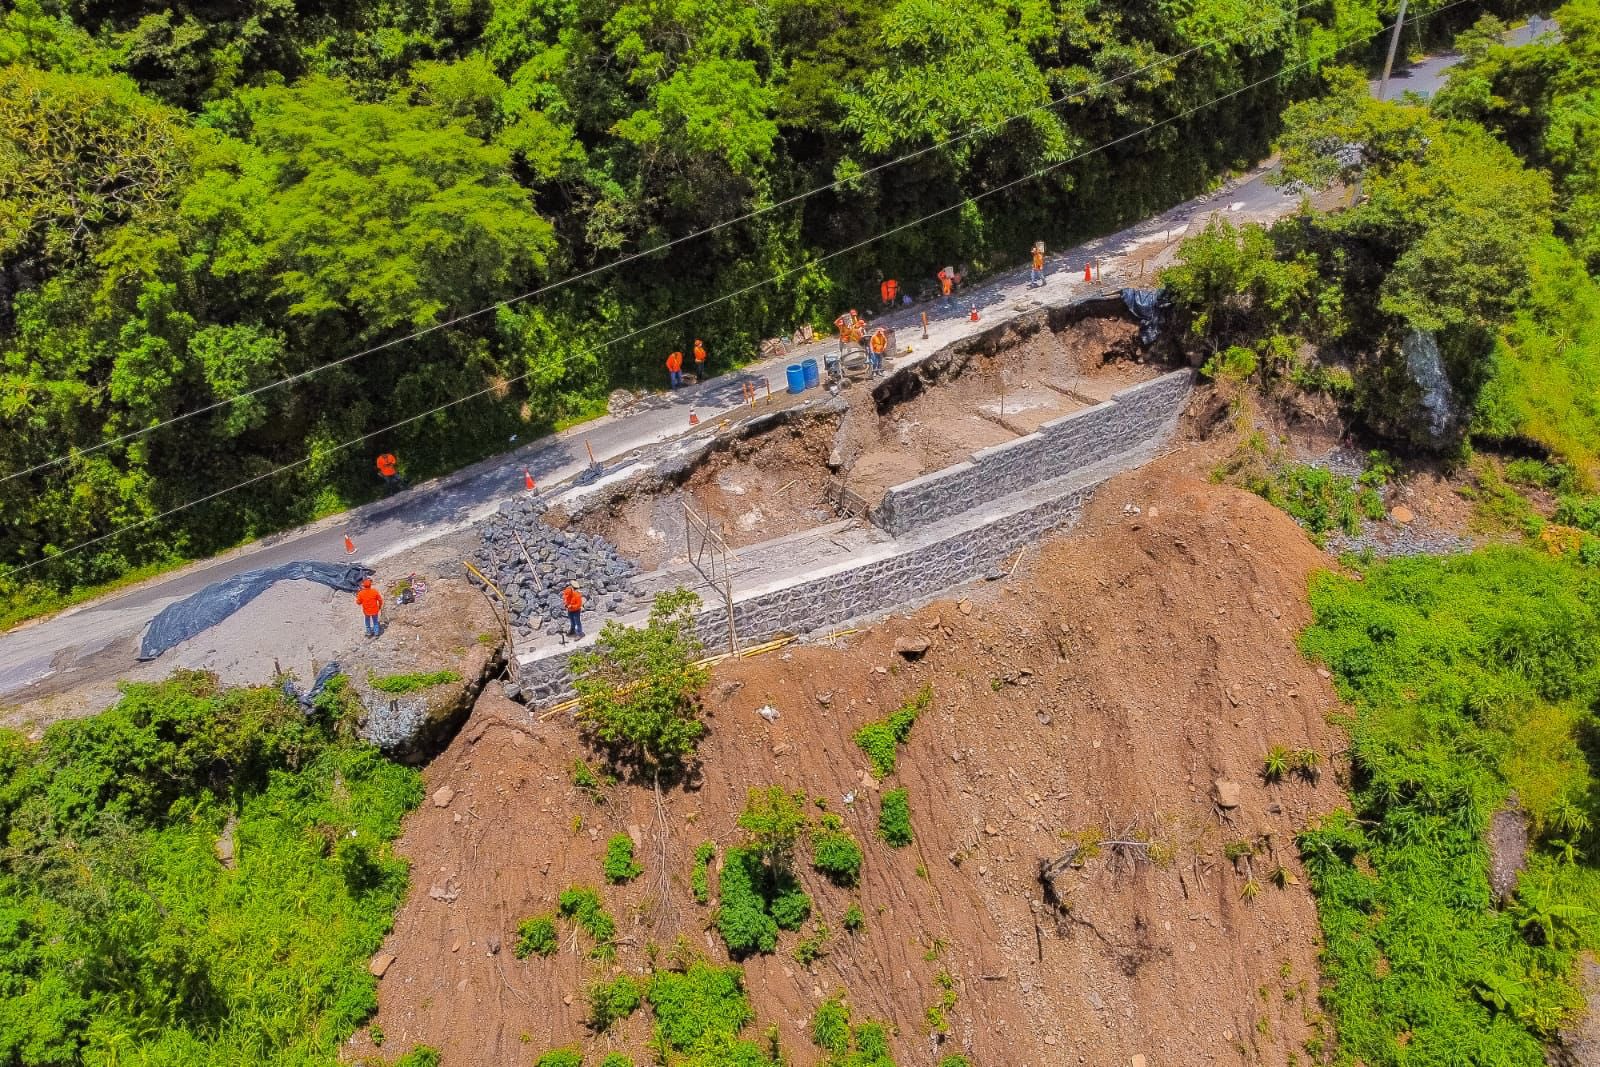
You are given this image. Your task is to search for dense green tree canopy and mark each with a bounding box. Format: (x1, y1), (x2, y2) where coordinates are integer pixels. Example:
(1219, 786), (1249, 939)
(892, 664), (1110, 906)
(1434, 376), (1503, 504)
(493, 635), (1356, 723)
(0, 0), (1526, 607)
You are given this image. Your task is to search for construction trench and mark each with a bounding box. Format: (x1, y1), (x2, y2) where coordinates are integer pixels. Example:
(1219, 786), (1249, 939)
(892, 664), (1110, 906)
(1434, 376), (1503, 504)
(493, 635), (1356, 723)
(481, 293), (1193, 708)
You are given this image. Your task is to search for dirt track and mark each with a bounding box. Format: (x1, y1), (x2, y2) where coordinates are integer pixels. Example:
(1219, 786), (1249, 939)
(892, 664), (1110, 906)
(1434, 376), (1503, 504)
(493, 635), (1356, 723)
(359, 447), (1349, 1066)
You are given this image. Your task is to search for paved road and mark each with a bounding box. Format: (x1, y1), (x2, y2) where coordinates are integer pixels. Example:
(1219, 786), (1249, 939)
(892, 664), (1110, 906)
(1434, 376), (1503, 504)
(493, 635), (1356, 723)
(0, 38), (1528, 701)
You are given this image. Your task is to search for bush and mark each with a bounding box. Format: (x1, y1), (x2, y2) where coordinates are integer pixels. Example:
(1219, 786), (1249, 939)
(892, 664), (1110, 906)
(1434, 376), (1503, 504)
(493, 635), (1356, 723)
(514, 914), (558, 958)
(1299, 547), (1600, 1060)
(572, 588), (708, 775)
(600, 1055), (633, 1067)
(878, 789), (913, 847)
(0, 675), (424, 1066)
(604, 833), (643, 883)
(770, 888), (813, 931)
(853, 684), (931, 778)
(811, 814), (864, 886)
(558, 886), (617, 958)
(842, 902), (865, 932)
(647, 960), (756, 1055)
(586, 975), (643, 1031)
(691, 841), (716, 904)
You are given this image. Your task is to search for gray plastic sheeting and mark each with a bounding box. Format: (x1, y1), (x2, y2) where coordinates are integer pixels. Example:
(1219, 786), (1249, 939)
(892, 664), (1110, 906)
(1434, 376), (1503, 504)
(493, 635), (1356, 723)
(137, 561), (374, 660)
(1121, 287), (1173, 347)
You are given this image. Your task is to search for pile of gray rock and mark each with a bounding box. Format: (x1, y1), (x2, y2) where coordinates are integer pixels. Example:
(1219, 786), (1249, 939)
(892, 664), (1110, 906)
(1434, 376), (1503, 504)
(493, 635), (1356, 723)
(471, 495), (641, 636)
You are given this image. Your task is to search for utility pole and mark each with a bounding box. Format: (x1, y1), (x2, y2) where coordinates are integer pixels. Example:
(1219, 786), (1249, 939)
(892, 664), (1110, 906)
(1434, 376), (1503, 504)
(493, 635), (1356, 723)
(1378, 0), (1410, 101)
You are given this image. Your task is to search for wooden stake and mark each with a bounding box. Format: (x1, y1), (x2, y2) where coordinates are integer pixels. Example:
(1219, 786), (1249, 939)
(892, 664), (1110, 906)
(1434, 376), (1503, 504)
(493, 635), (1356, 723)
(921, 311), (929, 339)
(585, 439), (597, 467)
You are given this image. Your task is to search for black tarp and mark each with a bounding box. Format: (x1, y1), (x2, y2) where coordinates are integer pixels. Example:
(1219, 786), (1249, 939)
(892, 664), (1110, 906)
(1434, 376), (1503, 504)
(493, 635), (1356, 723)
(1121, 287), (1173, 347)
(282, 660), (344, 712)
(138, 561), (374, 660)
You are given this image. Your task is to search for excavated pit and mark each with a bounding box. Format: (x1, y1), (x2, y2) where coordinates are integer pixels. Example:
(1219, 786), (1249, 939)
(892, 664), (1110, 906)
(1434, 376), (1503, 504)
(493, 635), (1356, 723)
(566, 303), (1163, 566)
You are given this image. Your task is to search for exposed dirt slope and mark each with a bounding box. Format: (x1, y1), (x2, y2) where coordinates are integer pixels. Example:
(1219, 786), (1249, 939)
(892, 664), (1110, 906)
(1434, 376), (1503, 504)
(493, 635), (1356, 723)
(361, 461), (1346, 1066)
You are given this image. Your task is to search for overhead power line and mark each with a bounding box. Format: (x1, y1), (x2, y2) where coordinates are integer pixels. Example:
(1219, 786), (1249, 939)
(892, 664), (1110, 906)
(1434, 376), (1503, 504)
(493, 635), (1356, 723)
(0, 0), (1315, 485)
(0, 0), (1471, 581)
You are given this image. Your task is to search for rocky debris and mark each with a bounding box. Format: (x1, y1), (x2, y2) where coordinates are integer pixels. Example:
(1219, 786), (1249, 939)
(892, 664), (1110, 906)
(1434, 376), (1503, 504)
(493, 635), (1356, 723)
(894, 634), (931, 659)
(428, 877), (460, 903)
(215, 814), (237, 869)
(470, 494), (641, 638)
(432, 785), (456, 808)
(369, 953), (396, 977)
(1390, 504), (1415, 524)
(1487, 800), (1529, 904)
(1212, 779), (1241, 809)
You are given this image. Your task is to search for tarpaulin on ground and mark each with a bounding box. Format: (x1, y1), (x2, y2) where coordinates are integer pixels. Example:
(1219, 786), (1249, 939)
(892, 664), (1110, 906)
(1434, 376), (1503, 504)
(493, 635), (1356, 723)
(138, 561), (374, 660)
(283, 660), (343, 712)
(1121, 288), (1173, 347)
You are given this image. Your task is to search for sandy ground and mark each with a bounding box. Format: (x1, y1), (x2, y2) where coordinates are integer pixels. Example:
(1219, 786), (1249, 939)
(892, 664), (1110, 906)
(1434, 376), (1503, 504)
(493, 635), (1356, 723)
(359, 447), (1348, 1066)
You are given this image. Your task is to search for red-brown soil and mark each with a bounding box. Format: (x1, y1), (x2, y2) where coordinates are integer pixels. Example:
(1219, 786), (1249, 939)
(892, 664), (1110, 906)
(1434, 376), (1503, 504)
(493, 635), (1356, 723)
(359, 454), (1347, 1067)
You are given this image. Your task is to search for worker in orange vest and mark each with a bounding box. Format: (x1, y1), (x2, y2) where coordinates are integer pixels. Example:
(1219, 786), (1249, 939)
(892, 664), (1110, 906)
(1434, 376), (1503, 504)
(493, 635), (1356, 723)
(375, 452), (406, 493)
(1031, 242), (1046, 287)
(938, 266), (954, 305)
(666, 350), (684, 389)
(693, 339), (707, 377)
(880, 278), (898, 308)
(869, 327), (888, 376)
(562, 584), (585, 638)
(834, 310), (853, 354)
(356, 577), (384, 638)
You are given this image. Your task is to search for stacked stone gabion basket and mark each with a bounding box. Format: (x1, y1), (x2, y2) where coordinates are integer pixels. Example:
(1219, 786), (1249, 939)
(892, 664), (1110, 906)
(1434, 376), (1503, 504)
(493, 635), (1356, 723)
(470, 495), (640, 636)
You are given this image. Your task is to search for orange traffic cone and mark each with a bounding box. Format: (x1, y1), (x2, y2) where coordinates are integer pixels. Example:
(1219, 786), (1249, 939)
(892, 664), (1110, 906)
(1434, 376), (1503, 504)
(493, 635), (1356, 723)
(343, 533), (355, 554)
(969, 306), (979, 322)
(688, 409), (700, 427)
(523, 468), (535, 491)
(1083, 263), (1093, 282)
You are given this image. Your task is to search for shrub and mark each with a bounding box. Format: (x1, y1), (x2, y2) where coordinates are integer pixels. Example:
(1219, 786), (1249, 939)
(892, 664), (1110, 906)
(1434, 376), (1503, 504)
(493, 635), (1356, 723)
(692, 840), (716, 904)
(604, 833), (643, 883)
(878, 789), (913, 847)
(811, 995), (851, 1054)
(770, 886), (813, 931)
(737, 785), (809, 871)
(600, 1055), (633, 1067)
(647, 960), (756, 1054)
(572, 588), (708, 775)
(716, 846), (778, 956)
(586, 974), (643, 1031)
(558, 886), (617, 958)
(937, 1056), (973, 1067)
(853, 684), (931, 777)
(842, 902), (865, 932)
(811, 814), (864, 886)
(793, 922), (830, 965)
(514, 914), (558, 958)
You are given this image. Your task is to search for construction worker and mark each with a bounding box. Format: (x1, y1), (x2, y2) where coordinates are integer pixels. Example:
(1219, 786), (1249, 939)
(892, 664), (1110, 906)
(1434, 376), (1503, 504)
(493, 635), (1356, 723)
(356, 577), (384, 638)
(562, 584), (584, 638)
(869, 327), (888, 376)
(880, 278), (898, 308)
(666, 349), (684, 389)
(375, 452), (405, 493)
(833, 310), (854, 354)
(1031, 242), (1046, 287)
(693, 339), (707, 377)
(938, 266), (954, 305)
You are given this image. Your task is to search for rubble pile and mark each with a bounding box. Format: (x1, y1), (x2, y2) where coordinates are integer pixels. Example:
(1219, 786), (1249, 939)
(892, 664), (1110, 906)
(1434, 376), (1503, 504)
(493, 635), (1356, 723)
(471, 496), (640, 636)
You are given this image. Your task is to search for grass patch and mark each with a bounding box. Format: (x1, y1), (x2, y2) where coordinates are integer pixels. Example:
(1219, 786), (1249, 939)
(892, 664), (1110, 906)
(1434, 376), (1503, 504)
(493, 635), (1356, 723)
(367, 669), (461, 694)
(853, 684), (932, 778)
(878, 788), (913, 847)
(604, 832), (643, 883)
(1298, 547), (1600, 1061)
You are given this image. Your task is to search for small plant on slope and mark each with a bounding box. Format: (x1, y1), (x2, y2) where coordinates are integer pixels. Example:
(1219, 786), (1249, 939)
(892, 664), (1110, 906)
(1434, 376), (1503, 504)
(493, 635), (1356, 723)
(878, 788), (913, 847)
(514, 914), (558, 958)
(604, 832), (643, 883)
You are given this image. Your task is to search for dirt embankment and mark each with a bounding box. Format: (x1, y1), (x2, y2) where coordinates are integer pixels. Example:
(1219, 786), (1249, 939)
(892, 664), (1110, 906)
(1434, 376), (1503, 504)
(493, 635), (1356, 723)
(362, 457), (1346, 1067)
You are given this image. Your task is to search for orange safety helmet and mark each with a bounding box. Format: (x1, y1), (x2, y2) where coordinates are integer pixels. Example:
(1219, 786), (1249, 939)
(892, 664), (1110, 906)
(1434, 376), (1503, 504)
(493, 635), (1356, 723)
(362, 577), (373, 588)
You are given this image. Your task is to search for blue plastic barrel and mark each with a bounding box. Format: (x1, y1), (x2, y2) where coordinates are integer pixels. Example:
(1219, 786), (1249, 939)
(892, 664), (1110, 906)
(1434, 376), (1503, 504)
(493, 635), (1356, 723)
(785, 364), (806, 394)
(801, 358), (819, 388)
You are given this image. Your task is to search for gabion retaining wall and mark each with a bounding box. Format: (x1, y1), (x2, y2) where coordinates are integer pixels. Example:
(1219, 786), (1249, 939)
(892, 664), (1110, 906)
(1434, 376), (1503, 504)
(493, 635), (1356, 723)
(515, 463), (1109, 708)
(869, 368), (1192, 536)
